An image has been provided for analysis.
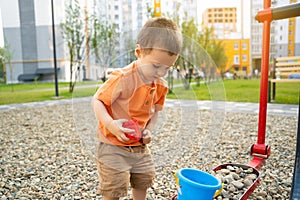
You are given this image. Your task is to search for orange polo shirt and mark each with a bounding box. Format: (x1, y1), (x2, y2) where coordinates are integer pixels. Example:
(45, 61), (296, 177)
(95, 61), (168, 146)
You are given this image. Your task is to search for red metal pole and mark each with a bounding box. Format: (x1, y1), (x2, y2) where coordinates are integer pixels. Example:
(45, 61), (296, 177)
(250, 0), (300, 169)
(258, 21), (270, 144)
(249, 0), (272, 167)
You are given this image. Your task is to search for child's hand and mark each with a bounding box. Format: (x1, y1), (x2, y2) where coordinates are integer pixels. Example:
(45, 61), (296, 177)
(142, 129), (152, 144)
(107, 119), (134, 143)
(122, 119), (142, 144)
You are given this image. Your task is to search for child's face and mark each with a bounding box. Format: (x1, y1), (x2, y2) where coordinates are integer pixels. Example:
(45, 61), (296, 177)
(138, 49), (178, 83)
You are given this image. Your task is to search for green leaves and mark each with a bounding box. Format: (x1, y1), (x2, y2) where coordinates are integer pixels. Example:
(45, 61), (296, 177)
(90, 18), (118, 67)
(60, 0), (85, 93)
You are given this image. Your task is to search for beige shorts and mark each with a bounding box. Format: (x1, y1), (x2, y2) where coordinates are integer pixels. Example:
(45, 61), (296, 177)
(95, 142), (156, 198)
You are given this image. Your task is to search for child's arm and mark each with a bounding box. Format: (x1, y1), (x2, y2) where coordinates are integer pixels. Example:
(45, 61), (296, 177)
(141, 110), (159, 144)
(92, 97), (132, 143)
(145, 111), (159, 131)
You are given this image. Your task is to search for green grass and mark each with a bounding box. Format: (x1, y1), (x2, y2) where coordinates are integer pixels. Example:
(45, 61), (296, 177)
(0, 81), (101, 92)
(0, 79), (299, 105)
(0, 82), (69, 92)
(0, 81), (100, 105)
(167, 79), (299, 104)
(0, 88), (99, 105)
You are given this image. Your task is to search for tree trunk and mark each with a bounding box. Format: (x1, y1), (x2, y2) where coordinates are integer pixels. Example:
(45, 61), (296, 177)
(69, 62), (73, 93)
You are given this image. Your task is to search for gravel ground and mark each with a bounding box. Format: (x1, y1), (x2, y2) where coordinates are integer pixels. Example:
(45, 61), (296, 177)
(0, 100), (298, 199)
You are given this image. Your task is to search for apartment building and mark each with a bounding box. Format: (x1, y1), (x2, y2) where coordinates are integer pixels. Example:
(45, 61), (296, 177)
(220, 39), (250, 76)
(273, 0), (300, 57)
(0, 0), (65, 83)
(103, 0), (151, 69)
(0, 0), (151, 83)
(202, 7), (237, 39)
(202, 6), (251, 77)
(161, 0), (198, 24)
(1, 0), (200, 83)
(251, 0), (300, 72)
(251, 0), (277, 72)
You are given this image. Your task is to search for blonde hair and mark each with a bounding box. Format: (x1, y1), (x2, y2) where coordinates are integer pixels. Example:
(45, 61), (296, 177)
(137, 17), (182, 56)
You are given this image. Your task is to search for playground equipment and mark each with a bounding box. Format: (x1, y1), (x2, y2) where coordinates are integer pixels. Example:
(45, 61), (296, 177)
(291, 95), (300, 199)
(172, 0), (300, 199)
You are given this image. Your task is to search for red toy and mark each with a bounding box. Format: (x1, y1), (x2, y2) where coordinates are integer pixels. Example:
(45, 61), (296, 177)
(122, 119), (142, 143)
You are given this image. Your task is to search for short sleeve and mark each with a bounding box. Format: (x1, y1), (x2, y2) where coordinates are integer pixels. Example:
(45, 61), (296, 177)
(154, 85), (168, 111)
(95, 72), (123, 106)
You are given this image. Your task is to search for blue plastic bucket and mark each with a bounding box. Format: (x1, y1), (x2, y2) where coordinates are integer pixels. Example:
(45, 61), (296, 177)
(176, 168), (221, 200)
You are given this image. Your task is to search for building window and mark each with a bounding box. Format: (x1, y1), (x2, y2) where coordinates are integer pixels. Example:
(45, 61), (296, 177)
(234, 43), (239, 50)
(234, 55), (239, 64)
(242, 43), (247, 50)
(242, 54), (247, 61)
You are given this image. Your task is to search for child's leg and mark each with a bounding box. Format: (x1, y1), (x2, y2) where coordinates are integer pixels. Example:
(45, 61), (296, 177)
(132, 188), (147, 200)
(95, 142), (131, 198)
(130, 146), (155, 200)
(130, 171), (155, 200)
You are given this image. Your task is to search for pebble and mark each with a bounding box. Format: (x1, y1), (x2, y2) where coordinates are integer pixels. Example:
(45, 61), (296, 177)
(0, 101), (298, 199)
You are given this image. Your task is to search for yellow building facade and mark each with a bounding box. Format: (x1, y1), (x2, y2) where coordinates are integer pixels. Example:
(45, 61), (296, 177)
(288, 0), (297, 56)
(154, 0), (161, 17)
(203, 7), (251, 77)
(218, 39), (251, 77)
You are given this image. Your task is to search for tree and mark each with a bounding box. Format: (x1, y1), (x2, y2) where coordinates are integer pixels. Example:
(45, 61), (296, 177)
(123, 36), (136, 65)
(0, 47), (5, 83)
(146, 2), (155, 18)
(60, 0), (85, 93)
(198, 26), (227, 82)
(208, 40), (228, 79)
(1, 38), (14, 90)
(90, 15), (118, 72)
(178, 18), (199, 89)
